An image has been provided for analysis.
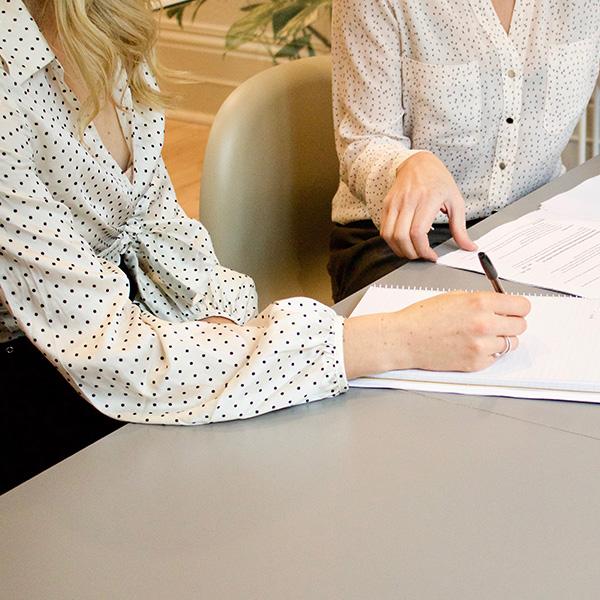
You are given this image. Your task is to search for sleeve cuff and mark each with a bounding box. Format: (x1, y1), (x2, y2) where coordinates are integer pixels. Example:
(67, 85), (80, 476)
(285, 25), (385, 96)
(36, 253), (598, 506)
(331, 314), (350, 393)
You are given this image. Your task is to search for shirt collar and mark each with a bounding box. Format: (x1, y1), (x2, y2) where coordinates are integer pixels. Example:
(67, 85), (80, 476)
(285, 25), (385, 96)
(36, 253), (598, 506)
(0, 0), (55, 85)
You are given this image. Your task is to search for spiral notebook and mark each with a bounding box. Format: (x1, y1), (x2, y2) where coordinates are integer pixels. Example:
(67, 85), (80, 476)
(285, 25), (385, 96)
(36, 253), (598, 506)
(349, 286), (600, 402)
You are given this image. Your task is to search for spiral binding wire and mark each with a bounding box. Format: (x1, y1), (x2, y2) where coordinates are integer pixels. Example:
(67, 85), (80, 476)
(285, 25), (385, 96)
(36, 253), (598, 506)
(369, 284), (570, 298)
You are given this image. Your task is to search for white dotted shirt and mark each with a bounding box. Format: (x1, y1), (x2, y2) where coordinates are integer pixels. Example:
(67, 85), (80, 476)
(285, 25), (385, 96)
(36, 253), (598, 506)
(332, 0), (600, 227)
(0, 0), (348, 425)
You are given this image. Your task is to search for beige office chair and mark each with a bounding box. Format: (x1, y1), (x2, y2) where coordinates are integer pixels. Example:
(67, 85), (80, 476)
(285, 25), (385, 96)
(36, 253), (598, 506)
(200, 55), (338, 309)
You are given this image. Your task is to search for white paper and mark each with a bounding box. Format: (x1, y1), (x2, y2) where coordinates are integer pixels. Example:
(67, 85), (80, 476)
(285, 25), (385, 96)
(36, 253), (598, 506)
(349, 287), (600, 402)
(438, 211), (600, 297)
(540, 174), (600, 220)
(438, 175), (600, 297)
(351, 377), (597, 403)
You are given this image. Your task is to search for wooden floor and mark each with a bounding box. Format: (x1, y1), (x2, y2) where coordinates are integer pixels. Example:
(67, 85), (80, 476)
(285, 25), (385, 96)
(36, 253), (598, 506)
(162, 119), (210, 220)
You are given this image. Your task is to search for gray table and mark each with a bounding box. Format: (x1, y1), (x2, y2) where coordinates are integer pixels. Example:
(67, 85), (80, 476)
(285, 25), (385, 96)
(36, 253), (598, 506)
(2, 157), (600, 600)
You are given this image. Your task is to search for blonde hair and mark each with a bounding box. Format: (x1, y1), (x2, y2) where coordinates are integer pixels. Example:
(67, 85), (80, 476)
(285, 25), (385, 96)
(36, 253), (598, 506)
(52, 0), (169, 127)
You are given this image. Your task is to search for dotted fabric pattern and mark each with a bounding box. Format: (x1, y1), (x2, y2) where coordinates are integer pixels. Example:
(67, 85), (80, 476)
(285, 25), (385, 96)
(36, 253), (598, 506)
(331, 0), (600, 228)
(0, 0), (348, 425)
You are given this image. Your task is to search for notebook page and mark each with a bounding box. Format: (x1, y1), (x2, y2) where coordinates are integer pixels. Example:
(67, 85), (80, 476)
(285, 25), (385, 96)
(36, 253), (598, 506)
(351, 377), (597, 403)
(350, 287), (600, 397)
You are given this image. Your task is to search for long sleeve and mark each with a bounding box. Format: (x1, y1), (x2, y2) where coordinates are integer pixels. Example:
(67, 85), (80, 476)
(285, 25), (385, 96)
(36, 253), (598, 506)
(332, 0), (421, 228)
(0, 100), (348, 425)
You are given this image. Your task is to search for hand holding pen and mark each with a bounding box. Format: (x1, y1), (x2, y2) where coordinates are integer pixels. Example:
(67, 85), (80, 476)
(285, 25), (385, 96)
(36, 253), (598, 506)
(478, 252), (517, 358)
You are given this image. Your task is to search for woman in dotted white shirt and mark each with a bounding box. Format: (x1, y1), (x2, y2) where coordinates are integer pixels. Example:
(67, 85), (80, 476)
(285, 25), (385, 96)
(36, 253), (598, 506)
(0, 0), (530, 493)
(329, 0), (600, 301)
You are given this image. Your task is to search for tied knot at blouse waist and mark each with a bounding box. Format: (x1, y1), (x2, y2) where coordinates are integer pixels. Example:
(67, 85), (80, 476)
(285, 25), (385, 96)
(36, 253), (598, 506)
(98, 214), (218, 310)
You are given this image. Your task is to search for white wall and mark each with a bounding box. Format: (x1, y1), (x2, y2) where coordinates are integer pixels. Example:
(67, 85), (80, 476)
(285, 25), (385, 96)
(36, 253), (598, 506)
(156, 1), (273, 123)
(186, 0), (246, 27)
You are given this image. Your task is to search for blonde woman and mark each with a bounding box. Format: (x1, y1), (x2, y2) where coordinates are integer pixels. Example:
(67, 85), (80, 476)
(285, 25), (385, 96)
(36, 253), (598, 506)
(0, 0), (529, 493)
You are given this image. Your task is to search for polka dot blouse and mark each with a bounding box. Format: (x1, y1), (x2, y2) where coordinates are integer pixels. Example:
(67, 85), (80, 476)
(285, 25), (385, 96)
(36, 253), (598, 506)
(331, 0), (600, 228)
(0, 0), (348, 425)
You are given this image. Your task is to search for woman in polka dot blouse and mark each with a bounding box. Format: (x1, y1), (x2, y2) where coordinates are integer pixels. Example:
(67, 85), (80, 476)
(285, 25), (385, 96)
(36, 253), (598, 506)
(0, 0), (529, 493)
(329, 0), (600, 302)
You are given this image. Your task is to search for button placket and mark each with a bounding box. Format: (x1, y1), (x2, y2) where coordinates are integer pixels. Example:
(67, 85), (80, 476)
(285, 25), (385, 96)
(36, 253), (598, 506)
(487, 47), (523, 211)
(468, 0), (526, 212)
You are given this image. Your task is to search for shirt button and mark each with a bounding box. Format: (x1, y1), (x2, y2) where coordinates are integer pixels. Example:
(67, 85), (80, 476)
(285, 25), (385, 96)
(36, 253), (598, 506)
(506, 117), (514, 124)
(499, 162), (507, 170)
(507, 69), (516, 78)
(5, 345), (14, 354)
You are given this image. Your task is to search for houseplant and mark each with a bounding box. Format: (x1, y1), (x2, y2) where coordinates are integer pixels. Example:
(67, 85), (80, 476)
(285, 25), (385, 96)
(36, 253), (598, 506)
(161, 0), (332, 61)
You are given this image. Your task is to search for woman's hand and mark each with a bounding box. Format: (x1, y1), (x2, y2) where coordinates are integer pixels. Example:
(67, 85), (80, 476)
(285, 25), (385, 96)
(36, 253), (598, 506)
(380, 152), (477, 261)
(343, 291), (531, 379)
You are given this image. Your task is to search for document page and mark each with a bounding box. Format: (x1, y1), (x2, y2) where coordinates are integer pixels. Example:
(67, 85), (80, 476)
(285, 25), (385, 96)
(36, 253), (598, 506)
(437, 211), (600, 297)
(438, 174), (600, 297)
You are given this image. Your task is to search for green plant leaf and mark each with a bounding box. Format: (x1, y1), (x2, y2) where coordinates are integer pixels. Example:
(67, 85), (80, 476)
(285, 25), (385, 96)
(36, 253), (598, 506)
(275, 5), (321, 40)
(272, 4), (304, 36)
(225, 3), (275, 51)
(165, 0), (333, 60)
(240, 3), (264, 12)
(273, 34), (310, 59)
(165, 5), (186, 26)
(163, 0), (208, 27)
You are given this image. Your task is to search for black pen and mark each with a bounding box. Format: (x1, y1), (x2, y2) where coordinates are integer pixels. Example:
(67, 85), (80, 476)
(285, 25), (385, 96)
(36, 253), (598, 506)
(478, 252), (506, 294)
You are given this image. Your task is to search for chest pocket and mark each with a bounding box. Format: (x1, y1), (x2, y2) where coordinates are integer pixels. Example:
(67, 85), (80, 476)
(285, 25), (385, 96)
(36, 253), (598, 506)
(544, 38), (597, 136)
(401, 56), (482, 148)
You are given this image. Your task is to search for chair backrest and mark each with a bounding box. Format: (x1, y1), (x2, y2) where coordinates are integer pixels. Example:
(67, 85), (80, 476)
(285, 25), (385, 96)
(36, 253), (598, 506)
(200, 55), (338, 309)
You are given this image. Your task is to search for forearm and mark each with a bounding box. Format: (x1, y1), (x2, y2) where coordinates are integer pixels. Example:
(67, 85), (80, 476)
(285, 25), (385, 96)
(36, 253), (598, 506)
(343, 314), (412, 380)
(342, 292), (531, 379)
(332, 0), (420, 224)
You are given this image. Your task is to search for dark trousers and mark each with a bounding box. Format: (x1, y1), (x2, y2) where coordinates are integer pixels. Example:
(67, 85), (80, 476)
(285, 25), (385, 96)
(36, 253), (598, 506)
(327, 219), (483, 302)
(0, 336), (124, 495)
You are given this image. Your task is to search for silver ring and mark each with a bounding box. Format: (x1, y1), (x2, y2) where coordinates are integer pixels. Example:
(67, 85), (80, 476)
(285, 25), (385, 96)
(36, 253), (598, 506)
(492, 336), (512, 359)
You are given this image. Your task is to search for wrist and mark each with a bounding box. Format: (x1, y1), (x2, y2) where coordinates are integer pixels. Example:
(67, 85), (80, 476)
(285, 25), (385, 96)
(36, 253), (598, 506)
(343, 312), (415, 379)
(343, 315), (384, 379)
(380, 311), (414, 372)
(395, 150), (434, 176)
